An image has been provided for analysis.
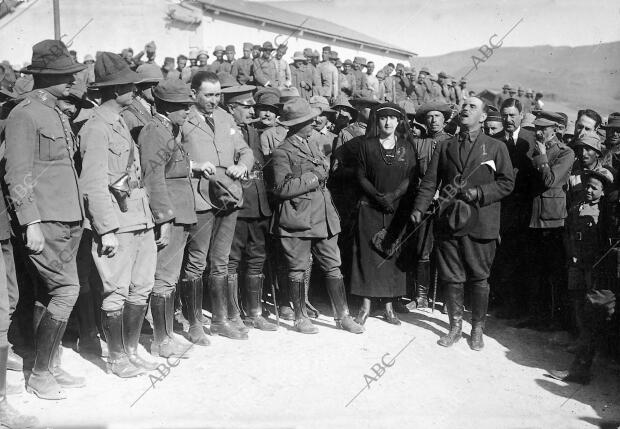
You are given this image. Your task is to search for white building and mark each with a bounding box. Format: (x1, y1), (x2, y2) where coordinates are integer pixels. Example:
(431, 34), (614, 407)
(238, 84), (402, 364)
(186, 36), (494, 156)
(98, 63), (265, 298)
(0, 0), (415, 69)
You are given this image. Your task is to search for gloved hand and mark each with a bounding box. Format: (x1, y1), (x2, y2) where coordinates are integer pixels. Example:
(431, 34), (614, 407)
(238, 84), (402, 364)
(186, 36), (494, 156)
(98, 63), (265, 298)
(460, 187), (480, 203)
(313, 166), (328, 182)
(410, 209), (423, 225)
(375, 192), (394, 213)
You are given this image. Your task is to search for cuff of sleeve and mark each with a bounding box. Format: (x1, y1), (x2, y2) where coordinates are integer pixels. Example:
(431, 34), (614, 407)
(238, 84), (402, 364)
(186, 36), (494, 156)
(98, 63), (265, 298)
(533, 154), (549, 169)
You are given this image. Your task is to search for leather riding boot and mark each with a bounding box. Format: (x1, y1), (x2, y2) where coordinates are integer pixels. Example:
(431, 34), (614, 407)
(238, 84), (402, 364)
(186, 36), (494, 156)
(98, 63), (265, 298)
(290, 278), (318, 334)
(180, 278), (210, 346)
(123, 303), (158, 371)
(469, 280), (490, 351)
(209, 275), (247, 340)
(325, 277), (364, 334)
(150, 291), (190, 359)
(51, 345), (86, 388)
(243, 274), (277, 331)
(101, 309), (143, 378)
(277, 268), (295, 321)
(1, 345), (39, 428)
(26, 310), (67, 400)
(227, 274), (249, 333)
(304, 257), (319, 318)
(76, 291), (108, 358)
(415, 260), (430, 308)
(438, 283), (464, 347)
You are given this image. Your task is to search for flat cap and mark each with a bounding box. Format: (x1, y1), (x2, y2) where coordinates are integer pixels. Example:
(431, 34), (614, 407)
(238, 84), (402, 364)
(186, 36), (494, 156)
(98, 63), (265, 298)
(533, 110), (564, 127)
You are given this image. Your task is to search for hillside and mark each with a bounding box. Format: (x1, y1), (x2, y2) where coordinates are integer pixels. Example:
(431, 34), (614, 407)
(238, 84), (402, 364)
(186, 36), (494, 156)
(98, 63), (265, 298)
(417, 42), (620, 116)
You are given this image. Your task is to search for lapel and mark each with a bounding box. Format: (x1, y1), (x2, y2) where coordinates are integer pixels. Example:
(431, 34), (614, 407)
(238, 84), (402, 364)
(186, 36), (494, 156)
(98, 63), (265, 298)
(288, 136), (320, 165)
(461, 132), (486, 180)
(446, 136), (463, 173)
(187, 108), (214, 139)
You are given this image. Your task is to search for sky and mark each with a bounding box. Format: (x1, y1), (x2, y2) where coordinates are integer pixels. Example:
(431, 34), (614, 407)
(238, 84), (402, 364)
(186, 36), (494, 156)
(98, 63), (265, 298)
(253, 0), (620, 56)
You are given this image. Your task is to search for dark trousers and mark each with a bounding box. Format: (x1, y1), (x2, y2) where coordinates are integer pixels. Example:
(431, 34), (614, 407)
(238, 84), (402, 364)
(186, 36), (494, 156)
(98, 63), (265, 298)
(280, 235), (342, 282)
(228, 217), (269, 276)
(27, 221), (82, 321)
(436, 235), (497, 283)
(182, 209), (238, 280)
(0, 239), (8, 344)
(491, 229), (529, 308)
(154, 223), (189, 294)
(574, 289), (617, 369)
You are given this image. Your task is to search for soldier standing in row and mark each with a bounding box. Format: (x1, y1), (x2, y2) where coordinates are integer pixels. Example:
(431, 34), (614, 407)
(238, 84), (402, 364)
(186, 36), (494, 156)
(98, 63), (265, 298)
(231, 42), (254, 85)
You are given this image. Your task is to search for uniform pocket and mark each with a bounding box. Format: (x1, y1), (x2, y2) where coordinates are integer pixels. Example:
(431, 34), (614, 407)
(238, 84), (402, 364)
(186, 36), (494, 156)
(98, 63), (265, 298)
(279, 195), (312, 231)
(109, 140), (129, 157)
(38, 131), (67, 161)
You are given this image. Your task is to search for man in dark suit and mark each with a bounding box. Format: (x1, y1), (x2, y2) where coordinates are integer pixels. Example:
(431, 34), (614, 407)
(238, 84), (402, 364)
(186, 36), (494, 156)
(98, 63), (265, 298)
(490, 98), (537, 319)
(224, 84), (277, 331)
(411, 96), (515, 350)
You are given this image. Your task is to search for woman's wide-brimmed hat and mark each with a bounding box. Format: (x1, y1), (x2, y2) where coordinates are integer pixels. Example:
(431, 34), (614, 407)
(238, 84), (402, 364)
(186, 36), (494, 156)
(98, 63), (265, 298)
(21, 39), (86, 75)
(277, 98), (321, 127)
(90, 52), (140, 88)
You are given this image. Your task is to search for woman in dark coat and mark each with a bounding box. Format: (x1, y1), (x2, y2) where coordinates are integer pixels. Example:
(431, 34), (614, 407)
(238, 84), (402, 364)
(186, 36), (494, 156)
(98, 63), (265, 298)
(351, 103), (417, 325)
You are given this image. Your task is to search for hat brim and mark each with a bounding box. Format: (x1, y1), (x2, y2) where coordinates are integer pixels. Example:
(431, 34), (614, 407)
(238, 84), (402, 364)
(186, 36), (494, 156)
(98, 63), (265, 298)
(533, 118), (557, 127)
(277, 107), (321, 127)
(602, 122), (620, 129)
(349, 98), (380, 108)
(221, 84), (256, 94)
(574, 142), (602, 154)
(255, 103), (280, 111)
(20, 62), (86, 75)
(137, 77), (163, 85)
(90, 69), (141, 87)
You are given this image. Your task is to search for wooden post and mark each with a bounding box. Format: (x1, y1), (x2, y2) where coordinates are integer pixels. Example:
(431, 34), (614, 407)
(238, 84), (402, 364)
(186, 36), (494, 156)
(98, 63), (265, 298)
(53, 0), (60, 40)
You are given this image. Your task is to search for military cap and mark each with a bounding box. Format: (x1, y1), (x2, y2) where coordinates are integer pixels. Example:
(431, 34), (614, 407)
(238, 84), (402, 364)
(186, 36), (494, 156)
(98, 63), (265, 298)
(213, 45), (225, 55)
(278, 98), (320, 127)
(309, 95), (334, 113)
(564, 120), (575, 136)
(91, 52), (140, 87)
(533, 110), (564, 127)
(331, 94), (355, 114)
(243, 42), (253, 51)
(83, 54), (95, 64)
(153, 79), (195, 104)
(343, 59), (353, 66)
(415, 101), (452, 122)
(311, 50), (320, 57)
(438, 71), (449, 79)
(197, 50), (209, 58)
(418, 67), (430, 75)
(177, 54), (188, 61)
(485, 106), (502, 123)
(252, 44), (261, 51)
(261, 41), (275, 51)
(279, 86), (300, 103)
(293, 51), (306, 61)
(446, 199), (479, 236)
(556, 112), (568, 127)
(508, 87), (517, 94)
(218, 73), (237, 89)
(303, 48), (313, 58)
(603, 112), (620, 129)
(335, 60), (342, 68)
(21, 39), (86, 75)
(526, 88), (533, 95)
(583, 167), (614, 186)
(574, 131), (602, 153)
(329, 51), (339, 60)
(136, 63), (163, 84)
(403, 67), (413, 75)
(225, 45), (235, 53)
(322, 46), (332, 52)
(145, 41), (156, 50)
(222, 84), (256, 106)
(163, 57), (175, 65)
(358, 57), (367, 66)
(502, 83), (512, 90)
(255, 87), (281, 110)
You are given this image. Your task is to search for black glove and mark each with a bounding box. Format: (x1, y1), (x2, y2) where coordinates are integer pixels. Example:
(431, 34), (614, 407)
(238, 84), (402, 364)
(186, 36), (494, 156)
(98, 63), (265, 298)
(460, 187), (480, 203)
(375, 192), (395, 213)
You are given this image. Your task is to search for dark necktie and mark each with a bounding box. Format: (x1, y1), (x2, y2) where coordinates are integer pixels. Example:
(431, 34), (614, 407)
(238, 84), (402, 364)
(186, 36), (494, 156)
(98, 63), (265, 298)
(508, 135), (515, 147)
(204, 114), (215, 132)
(459, 130), (471, 165)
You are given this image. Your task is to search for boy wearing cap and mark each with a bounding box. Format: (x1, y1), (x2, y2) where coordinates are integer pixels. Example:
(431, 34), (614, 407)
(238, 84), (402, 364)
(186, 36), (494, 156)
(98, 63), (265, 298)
(231, 42), (255, 85)
(5, 39), (87, 400)
(569, 132), (605, 203)
(79, 52), (158, 378)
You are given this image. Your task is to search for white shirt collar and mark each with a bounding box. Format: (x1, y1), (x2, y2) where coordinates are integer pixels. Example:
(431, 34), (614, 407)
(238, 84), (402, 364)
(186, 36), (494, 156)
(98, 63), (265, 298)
(506, 127), (520, 142)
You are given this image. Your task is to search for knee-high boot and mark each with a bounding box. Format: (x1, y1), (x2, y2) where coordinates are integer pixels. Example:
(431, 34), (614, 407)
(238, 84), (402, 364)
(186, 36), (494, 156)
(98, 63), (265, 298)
(209, 275), (247, 340)
(438, 282), (464, 347)
(290, 278), (318, 334)
(151, 290), (190, 358)
(101, 309), (143, 378)
(226, 274), (249, 333)
(243, 274), (277, 331)
(123, 303), (158, 370)
(76, 291), (107, 357)
(470, 280), (490, 351)
(324, 277), (364, 334)
(180, 278), (210, 346)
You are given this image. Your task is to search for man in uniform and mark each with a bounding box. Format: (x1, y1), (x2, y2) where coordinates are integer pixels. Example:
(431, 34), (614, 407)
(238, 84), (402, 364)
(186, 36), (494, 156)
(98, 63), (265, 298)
(225, 45), (236, 66)
(121, 64), (162, 142)
(518, 110), (575, 328)
(139, 79), (205, 357)
(290, 52), (314, 101)
(274, 44), (291, 89)
(5, 40), (86, 399)
(231, 42), (254, 85)
(254, 87), (281, 133)
(253, 42), (278, 88)
(209, 45), (231, 75)
(271, 98), (363, 335)
(411, 96), (515, 350)
(405, 102), (453, 311)
(224, 84), (277, 331)
(317, 46), (339, 101)
(181, 71), (254, 340)
(79, 52), (157, 378)
(490, 98), (536, 319)
(339, 60), (357, 97)
(351, 57), (366, 93)
(167, 55), (191, 83)
(362, 61), (379, 99)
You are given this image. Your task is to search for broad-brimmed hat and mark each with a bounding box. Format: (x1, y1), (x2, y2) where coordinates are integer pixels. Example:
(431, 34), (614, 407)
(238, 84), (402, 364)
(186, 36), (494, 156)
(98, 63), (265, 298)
(311, 50), (320, 58)
(292, 51), (306, 61)
(331, 95), (356, 116)
(91, 52), (140, 87)
(398, 99), (416, 117)
(343, 59), (353, 66)
(260, 41), (275, 51)
(533, 110), (563, 127)
(222, 84), (257, 106)
(418, 67), (430, 76)
(603, 112), (620, 129)
(526, 88), (533, 95)
(135, 63), (163, 84)
(583, 167), (614, 187)
(309, 95), (334, 113)
(199, 166), (243, 212)
(415, 101), (452, 123)
(152, 79), (195, 104)
(213, 45), (225, 55)
(197, 50), (209, 59)
(279, 87), (300, 103)
(376, 102), (404, 119)
(444, 199), (479, 236)
(277, 98), (321, 127)
(21, 39), (86, 75)
(302, 48), (313, 58)
(350, 97), (381, 109)
(574, 131), (602, 154)
(502, 83), (512, 90)
(83, 54), (95, 64)
(255, 87), (281, 111)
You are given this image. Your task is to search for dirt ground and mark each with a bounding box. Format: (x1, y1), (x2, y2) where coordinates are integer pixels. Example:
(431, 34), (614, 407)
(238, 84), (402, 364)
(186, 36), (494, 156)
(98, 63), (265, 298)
(6, 298), (620, 429)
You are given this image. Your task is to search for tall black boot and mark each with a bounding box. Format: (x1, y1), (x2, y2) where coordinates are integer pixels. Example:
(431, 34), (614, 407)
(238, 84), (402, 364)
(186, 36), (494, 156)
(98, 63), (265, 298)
(101, 309), (143, 378)
(325, 276), (364, 334)
(180, 278), (210, 346)
(76, 291), (108, 357)
(470, 280), (490, 351)
(290, 278), (318, 334)
(151, 291), (191, 359)
(209, 275), (247, 340)
(277, 266), (295, 321)
(227, 274), (249, 333)
(123, 303), (158, 370)
(243, 274), (277, 331)
(26, 310), (67, 400)
(438, 283), (464, 347)
(1, 345), (38, 427)
(415, 260), (430, 308)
